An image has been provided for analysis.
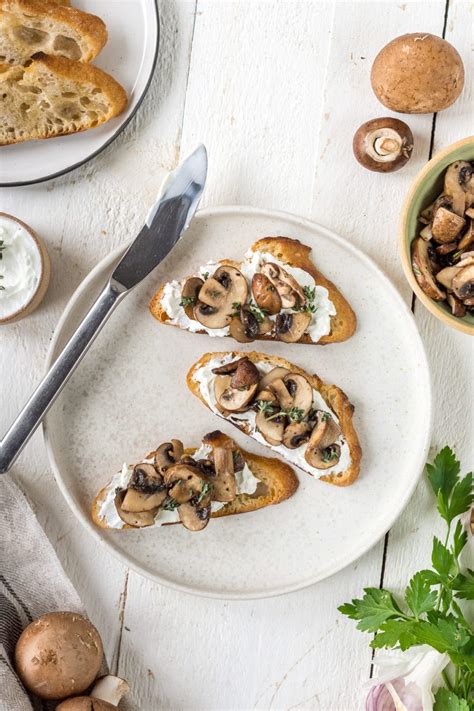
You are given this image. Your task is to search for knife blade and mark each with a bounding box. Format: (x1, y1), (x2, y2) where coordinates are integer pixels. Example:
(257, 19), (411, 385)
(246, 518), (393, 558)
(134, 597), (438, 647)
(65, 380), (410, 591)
(0, 145), (208, 474)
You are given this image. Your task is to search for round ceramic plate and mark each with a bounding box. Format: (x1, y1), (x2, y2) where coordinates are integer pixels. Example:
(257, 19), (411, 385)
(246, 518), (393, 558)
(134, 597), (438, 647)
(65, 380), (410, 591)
(0, 0), (159, 187)
(44, 207), (432, 599)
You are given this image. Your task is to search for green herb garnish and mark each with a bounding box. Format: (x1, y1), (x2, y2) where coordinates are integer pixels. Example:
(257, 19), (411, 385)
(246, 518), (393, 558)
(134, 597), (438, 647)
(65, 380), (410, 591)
(248, 300), (267, 323)
(202, 271), (209, 280)
(339, 446), (474, 707)
(180, 296), (195, 308)
(162, 498), (180, 511)
(321, 445), (339, 462)
(293, 285), (318, 314)
(196, 481), (212, 504)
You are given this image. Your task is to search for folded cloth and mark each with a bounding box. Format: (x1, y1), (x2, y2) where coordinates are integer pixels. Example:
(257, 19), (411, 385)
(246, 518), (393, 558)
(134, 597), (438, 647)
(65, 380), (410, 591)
(0, 475), (85, 711)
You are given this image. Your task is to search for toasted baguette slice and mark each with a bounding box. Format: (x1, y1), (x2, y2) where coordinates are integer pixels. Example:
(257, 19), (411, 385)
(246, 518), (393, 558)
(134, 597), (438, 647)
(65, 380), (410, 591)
(92, 431), (298, 530)
(149, 237), (356, 345)
(0, 55), (127, 145)
(0, 0), (107, 65)
(187, 351), (362, 486)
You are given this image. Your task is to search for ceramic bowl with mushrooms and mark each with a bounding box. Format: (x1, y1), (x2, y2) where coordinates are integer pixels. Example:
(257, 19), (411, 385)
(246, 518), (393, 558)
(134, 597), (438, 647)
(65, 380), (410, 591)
(400, 136), (474, 335)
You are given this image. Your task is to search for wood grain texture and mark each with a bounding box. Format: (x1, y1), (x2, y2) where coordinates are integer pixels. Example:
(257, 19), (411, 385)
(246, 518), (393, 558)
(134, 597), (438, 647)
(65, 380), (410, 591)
(1, 1), (472, 709)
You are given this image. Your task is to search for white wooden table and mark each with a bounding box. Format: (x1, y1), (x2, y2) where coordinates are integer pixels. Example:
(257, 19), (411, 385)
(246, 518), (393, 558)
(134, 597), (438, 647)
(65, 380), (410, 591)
(1, 1), (473, 709)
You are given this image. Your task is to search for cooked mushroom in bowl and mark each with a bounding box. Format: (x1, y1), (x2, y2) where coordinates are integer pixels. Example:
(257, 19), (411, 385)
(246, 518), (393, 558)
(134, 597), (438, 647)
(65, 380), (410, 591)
(400, 137), (474, 335)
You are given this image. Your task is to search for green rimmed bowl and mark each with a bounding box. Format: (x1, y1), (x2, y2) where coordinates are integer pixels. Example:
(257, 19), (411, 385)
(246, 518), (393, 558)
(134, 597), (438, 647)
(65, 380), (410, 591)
(399, 136), (474, 336)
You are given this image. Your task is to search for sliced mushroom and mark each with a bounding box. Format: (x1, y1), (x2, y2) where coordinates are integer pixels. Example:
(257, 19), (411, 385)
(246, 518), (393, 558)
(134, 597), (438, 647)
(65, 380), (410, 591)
(129, 463), (164, 493)
(436, 265), (462, 290)
(412, 237), (446, 301)
(255, 409), (285, 445)
(282, 422), (311, 449)
(283, 373), (313, 416)
(431, 207), (465, 243)
(210, 442), (237, 502)
(259, 366), (291, 390)
(121, 488), (167, 513)
(259, 316), (273, 335)
(181, 277), (203, 319)
(261, 263), (305, 308)
(154, 440), (183, 474)
(444, 161), (473, 216)
(239, 304), (260, 340)
(115, 492), (157, 527)
(212, 357), (250, 375)
(214, 375), (258, 412)
(163, 463), (211, 505)
(458, 219), (474, 250)
(447, 293), (467, 317)
(275, 311), (312, 342)
(453, 263), (474, 302)
(305, 412), (342, 470)
(229, 315), (255, 343)
(230, 358), (260, 389)
(194, 266), (248, 329)
(268, 378), (294, 409)
(178, 501), (211, 531)
(252, 272), (282, 314)
(435, 241), (458, 256)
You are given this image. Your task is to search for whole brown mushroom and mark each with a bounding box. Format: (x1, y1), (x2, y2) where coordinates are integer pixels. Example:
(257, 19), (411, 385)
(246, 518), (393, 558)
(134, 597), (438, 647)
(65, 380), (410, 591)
(14, 611), (103, 700)
(56, 674), (130, 710)
(353, 117), (414, 172)
(371, 33), (464, 113)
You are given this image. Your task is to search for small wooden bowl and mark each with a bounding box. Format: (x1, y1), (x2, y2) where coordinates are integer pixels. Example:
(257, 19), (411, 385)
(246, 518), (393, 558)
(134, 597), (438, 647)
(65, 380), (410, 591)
(399, 136), (474, 336)
(0, 213), (51, 325)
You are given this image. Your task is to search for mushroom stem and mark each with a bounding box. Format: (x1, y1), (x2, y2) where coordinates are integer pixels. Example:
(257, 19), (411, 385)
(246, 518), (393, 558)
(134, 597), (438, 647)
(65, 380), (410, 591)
(91, 675), (130, 707)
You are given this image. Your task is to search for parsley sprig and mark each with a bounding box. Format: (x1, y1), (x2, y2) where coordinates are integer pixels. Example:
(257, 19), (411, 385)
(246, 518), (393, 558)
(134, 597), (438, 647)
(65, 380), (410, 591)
(339, 446), (474, 707)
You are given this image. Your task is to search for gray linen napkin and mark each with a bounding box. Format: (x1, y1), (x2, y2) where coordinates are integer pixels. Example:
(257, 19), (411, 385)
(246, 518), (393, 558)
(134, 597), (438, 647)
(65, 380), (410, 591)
(0, 475), (86, 711)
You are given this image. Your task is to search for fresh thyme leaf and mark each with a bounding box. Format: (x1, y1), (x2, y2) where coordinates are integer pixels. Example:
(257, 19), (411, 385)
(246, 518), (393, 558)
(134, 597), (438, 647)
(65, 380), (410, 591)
(286, 407), (304, 423)
(162, 498), (179, 511)
(180, 296), (195, 308)
(248, 300), (266, 323)
(196, 481), (212, 504)
(322, 445), (339, 462)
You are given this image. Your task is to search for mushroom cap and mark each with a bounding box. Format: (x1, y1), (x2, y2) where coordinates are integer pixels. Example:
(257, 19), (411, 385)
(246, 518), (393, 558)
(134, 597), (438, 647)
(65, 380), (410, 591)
(371, 33), (464, 113)
(14, 612), (103, 700)
(353, 117), (413, 173)
(56, 698), (116, 711)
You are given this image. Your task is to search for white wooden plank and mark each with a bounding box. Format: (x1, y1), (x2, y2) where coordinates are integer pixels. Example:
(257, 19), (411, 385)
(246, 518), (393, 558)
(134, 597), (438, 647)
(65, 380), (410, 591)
(382, 0), (474, 597)
(0, 0), (196, 675)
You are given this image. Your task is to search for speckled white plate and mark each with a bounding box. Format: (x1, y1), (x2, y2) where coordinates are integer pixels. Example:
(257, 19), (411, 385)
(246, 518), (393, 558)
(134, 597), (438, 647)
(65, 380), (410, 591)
(0, 0), (158, 186)
(44, 206), (432, 599)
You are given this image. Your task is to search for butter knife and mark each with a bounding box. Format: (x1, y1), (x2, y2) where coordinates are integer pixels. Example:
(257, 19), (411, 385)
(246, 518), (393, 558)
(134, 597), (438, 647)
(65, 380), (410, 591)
(0, 145), (208, 473)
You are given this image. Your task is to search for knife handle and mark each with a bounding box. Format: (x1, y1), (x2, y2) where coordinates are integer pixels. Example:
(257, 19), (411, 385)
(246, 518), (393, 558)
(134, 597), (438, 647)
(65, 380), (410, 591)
(0, 281), (124, 474)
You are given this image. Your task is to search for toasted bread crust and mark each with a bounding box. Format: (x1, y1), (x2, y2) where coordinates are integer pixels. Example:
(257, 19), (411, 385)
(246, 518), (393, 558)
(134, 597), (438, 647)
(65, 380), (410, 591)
(0, 0), (107, 62)
(187, 351), (362, 486)
(91, 442), (298, 530)
(149, 236), (356, 345)
(0, 55), (127, 145)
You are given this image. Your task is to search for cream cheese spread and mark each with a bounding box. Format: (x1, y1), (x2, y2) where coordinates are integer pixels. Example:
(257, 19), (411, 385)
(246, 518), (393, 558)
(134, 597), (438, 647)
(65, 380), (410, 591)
(0, 215), (42, 322)
(159, 250), (336, 343)
(97, 444), (260, 529)
(193, 354), (352, 479)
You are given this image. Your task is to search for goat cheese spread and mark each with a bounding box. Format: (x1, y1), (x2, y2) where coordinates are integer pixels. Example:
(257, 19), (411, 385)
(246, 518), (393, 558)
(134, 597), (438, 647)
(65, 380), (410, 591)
(97, 444), (260, 529)
(160, 250), (336, 343)
(0, 216), (42, 321)
(194, 354), (352, 478)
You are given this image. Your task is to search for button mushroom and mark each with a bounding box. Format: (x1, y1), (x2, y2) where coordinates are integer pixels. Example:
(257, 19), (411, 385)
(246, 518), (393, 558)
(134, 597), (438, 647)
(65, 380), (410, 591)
(353, 117), (414, 172)
(305, 411), (342, 470)
(194, 266), (248, 329)
(121, 487), (167, 513)
(275, 311), (312, 342)
(258, 366), (291, 390)
(268, 373), (312, 418)
(129, 462), (164, 492)
(154, 440), (184, 474)
(447, 293), (467, 318)
(180, 277), (204, 319)
(115, 491), (158, 527)
(453, 261), (474, 302)
(261, 262), (305, 308)
(229, 357), (260, 389)
(229, 304), (261, 342)
(213, 361), (259, 413)
(444, 161), (473, 216)
(14, 612), (104, 701)
(282, 422), (311, 449)
(411, 237), (446, 301)
(255, 405), (285, 445)
(431, 207), (465, 243)
(202, 431), (237, 501)
(163, 463), (212, 531)
(56, 674), (130, 710)
(251, 272), (282, 314)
